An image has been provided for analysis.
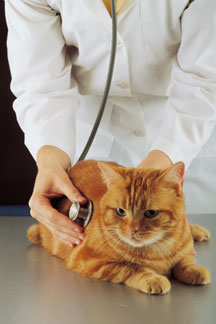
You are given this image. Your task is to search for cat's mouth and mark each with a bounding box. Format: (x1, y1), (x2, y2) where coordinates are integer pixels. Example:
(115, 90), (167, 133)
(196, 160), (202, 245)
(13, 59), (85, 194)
(117, 232), (163, 248)
(131, 234), (140, 242)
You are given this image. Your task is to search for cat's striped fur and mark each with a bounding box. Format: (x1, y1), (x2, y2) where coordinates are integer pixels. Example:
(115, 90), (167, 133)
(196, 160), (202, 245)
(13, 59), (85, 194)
(28, 160), (210, 294)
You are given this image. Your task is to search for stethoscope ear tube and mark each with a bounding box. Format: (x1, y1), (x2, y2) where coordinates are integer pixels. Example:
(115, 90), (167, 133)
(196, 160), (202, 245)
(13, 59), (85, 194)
(77, 0), (117, 162)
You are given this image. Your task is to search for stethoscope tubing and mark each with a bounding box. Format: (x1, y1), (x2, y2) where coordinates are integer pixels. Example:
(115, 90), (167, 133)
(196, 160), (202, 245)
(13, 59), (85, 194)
(78, 0), (117, 162)
(70, 1), (117, 228)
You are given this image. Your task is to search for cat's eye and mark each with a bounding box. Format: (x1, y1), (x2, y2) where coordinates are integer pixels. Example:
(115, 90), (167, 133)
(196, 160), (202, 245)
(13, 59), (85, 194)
(144, 210), (159, 219)
(115, 208), (126, 217)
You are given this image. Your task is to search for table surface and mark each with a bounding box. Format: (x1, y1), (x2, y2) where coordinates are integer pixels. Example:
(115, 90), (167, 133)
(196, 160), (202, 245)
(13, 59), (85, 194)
(0, 215), (215, 324)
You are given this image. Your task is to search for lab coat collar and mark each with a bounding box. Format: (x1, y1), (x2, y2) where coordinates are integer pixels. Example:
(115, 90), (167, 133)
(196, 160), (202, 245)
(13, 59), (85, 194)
(82, 0), (136, 27)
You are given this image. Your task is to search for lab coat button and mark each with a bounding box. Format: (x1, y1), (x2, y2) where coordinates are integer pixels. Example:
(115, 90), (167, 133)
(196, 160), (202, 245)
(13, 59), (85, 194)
(115, 81), (129, 89)
(133, 129), (145, 137)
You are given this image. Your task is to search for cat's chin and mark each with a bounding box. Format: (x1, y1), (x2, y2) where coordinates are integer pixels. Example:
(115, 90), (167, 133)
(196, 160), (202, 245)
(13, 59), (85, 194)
(118, 233), (164, 248)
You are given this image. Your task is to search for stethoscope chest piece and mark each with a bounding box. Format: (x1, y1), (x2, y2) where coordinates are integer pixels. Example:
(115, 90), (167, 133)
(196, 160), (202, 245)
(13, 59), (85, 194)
(69, 199), (93, 228)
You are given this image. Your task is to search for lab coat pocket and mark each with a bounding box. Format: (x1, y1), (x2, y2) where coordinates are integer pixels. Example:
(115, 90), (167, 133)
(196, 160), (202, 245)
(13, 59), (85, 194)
(75, 121), (114, 159)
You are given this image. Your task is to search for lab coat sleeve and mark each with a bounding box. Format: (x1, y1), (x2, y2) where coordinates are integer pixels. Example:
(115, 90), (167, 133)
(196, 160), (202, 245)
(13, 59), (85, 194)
(148, 0), (216, 169)
(5, 0), (79, 162)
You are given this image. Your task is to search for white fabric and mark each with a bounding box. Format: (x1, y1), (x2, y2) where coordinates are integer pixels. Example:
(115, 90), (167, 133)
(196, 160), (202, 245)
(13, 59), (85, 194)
(5, 0), (216, 213)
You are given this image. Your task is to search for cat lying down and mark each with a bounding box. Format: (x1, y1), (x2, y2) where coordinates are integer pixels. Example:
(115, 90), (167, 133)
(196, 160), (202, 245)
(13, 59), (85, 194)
(28, 160), (211, 295)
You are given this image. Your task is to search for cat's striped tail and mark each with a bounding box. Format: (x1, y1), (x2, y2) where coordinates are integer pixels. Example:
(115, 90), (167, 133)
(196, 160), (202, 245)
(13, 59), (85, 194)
(27, 224), (41, 244)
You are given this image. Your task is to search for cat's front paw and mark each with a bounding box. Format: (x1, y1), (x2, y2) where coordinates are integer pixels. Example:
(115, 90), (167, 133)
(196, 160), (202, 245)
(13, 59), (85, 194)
(174, 264), (211, 285)
(190, 224), (210, 241)
(139, 275), (171, 295)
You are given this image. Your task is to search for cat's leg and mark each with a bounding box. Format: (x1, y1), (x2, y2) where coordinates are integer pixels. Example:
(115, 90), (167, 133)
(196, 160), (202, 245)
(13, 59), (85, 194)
(125, 268), (171, 295)
(67, 258), (171, 295)
(173, 255), (211, 285)
(190, 224), (210, 241)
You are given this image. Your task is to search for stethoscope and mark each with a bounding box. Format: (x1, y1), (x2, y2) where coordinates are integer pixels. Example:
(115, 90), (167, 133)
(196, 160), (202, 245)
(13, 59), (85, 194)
(68, 0), (117, 229)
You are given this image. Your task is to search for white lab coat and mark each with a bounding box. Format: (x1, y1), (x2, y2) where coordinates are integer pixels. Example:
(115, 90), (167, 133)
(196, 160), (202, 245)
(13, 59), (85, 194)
(5, 0), (216, 213)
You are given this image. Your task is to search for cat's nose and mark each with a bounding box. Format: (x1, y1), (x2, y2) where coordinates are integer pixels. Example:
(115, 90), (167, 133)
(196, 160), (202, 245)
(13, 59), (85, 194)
(131, 229), (138, 235)
(130, 229), (139, 241)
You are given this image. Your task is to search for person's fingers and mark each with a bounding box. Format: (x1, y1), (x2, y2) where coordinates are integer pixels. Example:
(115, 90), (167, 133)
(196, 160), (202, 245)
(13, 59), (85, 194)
(56, 173), (87, 204)
(33, 211), (85, 243)
(48, 229), (76, 248)
(51, 228), (76, 248)
(45, 223), (82, 247)
(30, 207), (85, 245)
(29, 194), (85, 236)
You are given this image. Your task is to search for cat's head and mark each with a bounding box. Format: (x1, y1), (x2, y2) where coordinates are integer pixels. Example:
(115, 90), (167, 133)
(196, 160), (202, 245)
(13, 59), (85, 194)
(97, 161), (185, 248)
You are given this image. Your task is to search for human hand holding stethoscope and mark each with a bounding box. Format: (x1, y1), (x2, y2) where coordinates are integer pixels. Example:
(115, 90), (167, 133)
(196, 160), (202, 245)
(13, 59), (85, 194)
(29, 146), (87, 248)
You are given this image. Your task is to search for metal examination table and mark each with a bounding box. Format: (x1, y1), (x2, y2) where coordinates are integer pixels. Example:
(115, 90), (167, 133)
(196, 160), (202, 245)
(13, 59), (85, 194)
(0, 215), (215, 324)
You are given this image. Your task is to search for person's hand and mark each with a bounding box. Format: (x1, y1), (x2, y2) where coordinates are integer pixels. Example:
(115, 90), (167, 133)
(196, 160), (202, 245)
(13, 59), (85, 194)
(29, 146), (87, 248)
(137, 150), (173, 170)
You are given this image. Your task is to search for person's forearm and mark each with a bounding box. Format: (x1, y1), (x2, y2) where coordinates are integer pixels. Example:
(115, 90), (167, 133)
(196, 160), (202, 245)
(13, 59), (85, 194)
(37, 145), (71, 171)
(137, 150), (173, 170)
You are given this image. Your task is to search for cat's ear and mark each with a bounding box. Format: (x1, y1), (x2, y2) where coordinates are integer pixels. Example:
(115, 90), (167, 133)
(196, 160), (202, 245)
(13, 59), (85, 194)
(160, 162), (185, 190)
(97, 162), (123, 187)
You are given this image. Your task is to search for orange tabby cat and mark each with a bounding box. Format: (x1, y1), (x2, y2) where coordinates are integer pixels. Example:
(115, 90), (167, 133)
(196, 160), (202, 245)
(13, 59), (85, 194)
(27, 160), (211, 294)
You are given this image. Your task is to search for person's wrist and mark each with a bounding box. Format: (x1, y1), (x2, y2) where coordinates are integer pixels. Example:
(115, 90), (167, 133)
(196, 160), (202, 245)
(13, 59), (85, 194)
(137, 150), (173, 170)
(37, 145), (71, 171)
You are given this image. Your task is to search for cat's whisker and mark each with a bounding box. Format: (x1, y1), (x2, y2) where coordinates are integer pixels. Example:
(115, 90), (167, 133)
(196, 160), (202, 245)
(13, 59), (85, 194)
(92, 225), (180, 257)
(94, 235), (124, 255)
(149, 242), (168, 259)
(150, 235), (181, 257)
